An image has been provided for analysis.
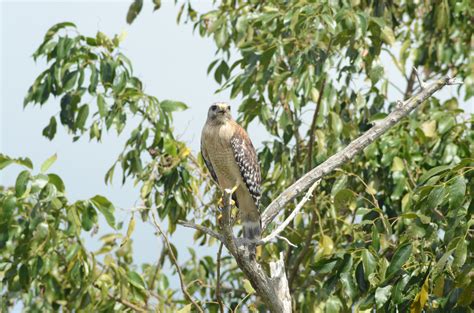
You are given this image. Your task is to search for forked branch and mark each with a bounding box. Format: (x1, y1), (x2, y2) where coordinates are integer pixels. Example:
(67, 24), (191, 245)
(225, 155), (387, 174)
(261, 74), (460, 230)
(179, 73), (460, 313)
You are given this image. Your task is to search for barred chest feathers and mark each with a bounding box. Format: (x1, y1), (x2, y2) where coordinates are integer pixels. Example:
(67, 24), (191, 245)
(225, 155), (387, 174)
(201, 121), (242, 187)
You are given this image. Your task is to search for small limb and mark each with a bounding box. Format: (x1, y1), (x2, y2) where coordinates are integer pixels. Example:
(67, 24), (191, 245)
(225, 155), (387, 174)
(276, 235), (297, 247)
(152, 214), (205, 313)
(178, 220), (223, 242)
(413, 67), (427, 90)
(216, 243), (225, 313)
(259, 180), (321, 246)
(446, 75), (463, 85)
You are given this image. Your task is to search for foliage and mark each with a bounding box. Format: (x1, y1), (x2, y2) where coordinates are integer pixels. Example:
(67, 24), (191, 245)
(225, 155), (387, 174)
(1, 0), (473, 312)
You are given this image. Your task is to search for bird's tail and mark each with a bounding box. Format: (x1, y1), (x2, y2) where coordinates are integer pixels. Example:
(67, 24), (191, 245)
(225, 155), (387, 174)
(242, 211), (261, 258)
(242, 218), (261, 240)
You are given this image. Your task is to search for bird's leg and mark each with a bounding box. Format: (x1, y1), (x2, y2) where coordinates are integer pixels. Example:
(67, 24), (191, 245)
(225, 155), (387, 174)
(218, 183), (239, 226)
(224, 183), (239, 206)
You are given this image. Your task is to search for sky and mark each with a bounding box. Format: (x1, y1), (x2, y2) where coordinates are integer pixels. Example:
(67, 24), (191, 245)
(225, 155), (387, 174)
(0, 0), (231, 296)
(1, 0), (472, 309)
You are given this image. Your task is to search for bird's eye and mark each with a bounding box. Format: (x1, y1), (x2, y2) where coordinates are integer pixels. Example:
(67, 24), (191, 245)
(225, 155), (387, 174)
(227, 105), (231, 110)
(211, 105), (217, 111)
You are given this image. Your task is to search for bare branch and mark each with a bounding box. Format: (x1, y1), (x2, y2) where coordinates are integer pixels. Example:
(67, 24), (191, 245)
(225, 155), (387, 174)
(92, 284), (149, 312)
(151, 213), (204, 313)
(288, 212), (318, 288)
(178, 220), (223, 241)
(259, 180), (320, 245)
(275, 235), (297, 247)
(413, 67), (427, 90)
(261, 75), (460, 230)
(216, 242), (225, 313)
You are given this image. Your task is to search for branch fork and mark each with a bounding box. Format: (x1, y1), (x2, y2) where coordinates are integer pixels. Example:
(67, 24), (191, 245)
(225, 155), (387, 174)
(179, 74), (460, 312)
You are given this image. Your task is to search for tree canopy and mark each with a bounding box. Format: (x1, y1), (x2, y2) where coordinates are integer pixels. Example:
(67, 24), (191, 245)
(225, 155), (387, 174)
(1, 0), (473, 312)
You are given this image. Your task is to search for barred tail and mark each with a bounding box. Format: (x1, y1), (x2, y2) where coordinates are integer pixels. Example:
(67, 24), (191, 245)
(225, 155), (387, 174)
(242, 218), (261, 240)
(242, 213), (261, 258)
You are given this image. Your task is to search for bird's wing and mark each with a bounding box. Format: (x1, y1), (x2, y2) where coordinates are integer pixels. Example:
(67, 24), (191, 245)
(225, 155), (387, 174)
(230, 125), (261, 206)
(201, 140), (219, 183)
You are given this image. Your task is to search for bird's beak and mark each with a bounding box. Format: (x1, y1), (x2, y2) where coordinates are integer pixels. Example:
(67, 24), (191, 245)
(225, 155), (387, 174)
(217, 109), (226, 114)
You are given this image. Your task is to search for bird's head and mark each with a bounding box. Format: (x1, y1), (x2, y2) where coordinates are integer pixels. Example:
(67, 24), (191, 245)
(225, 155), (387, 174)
(207, 102), (232, 124)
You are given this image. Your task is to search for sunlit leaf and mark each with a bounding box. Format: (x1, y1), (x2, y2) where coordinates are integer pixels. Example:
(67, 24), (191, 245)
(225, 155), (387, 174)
(41, 153), (57, 173)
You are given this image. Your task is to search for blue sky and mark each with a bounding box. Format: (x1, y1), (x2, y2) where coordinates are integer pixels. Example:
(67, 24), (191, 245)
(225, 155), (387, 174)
(1, 0), (229, 293)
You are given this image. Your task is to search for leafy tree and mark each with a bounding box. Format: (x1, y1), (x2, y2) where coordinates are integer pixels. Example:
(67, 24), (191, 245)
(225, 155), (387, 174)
(1, 0), (473, 312)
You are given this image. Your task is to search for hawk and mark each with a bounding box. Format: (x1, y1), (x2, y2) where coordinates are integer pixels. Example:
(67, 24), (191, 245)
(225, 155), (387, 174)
(201, 102), (262, 242)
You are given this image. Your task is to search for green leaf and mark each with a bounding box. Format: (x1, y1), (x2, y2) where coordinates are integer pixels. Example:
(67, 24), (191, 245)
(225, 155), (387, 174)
(243, 279), (255, 294)
(340, 272), (358, 300)
(177, 304), (192, 313)
(410, 276), (429, 313)
(15, 170), (31, 197)
(126, 0), (143, 24)
(334, 189), (355, 210)
(448, 176), (466, 209)
(47, 174), (65, 193)
(62, 70), (79, 91)
(97, 94), (108, 117)
(121, 215), (136, 247)
(386, 243), (412, 278)
(76, 104), (89, 130)
(90, 195), (115, 228)
(381, 26), (395, 45)
(19, 264), (30, 289)
(160, 100), (188, 112)
(418, 165), (451, 184)
(43, 116), (57, 140)
(82, 204), (98, 231)
(0, 155), (33, 170)
(127, 270), (146, 290)
(325, 296), (343, 313)
(372, 226), (380, 251)
(453, 239), (467, 268)
(426, 185), (446, 209)
(437, 115), (455, 134)
(153, 0), (161, 11)
(375, 285), (392, 308)
(321, 235), (334, 256)
(329, 112), (343, 134)
(41, 153), (57, 173)
(1, 196), (16, 221)
(43, 22), (76, 42)
(420, 120), (437, 138)
(362, 249), (377, 279)
(0, 155), (13, 170)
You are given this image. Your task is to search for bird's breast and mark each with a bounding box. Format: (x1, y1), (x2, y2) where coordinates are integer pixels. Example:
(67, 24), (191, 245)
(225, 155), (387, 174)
(202, 123), (241, 188)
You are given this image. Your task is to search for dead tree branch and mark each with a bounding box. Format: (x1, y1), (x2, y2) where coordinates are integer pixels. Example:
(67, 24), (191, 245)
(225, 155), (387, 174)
(261, 75), (460, 230)
(178, 74), (459, 313)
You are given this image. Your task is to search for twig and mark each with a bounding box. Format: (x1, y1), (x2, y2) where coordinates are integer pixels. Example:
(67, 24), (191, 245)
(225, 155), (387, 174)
(413, 67), (427, 90)
(404, 67), (416, 99)
(151, 213), (205, 313)
(92, 284), (148, 312)
(261, 75), (460, 230)
(149, 242), (167, 292)
(307, 40), (332, 171)
(258, 180), (320, 245)
(275, 235), (297, 247)
(288, 213), (317, 288)
(178, 220), (223, 241)
(216, 242), (225, 313)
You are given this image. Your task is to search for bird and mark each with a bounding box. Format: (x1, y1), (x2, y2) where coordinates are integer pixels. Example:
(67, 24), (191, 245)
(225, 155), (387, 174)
(201, 102), (262, 246)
